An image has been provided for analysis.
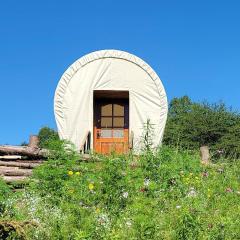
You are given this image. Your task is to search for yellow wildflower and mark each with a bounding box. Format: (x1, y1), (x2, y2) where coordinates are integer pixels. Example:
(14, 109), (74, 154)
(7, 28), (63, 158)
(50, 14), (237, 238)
(88, 183), (94, 190)
(96, 208), (100, 213)
(68, 171), (74, 176)
(75, 172), (81, 176)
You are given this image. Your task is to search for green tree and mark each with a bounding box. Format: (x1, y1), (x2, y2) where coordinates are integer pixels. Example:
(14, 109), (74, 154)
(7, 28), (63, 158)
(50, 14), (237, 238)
(38, 126), (59, 148)
(163, 96), (240, 158)
(217, 117), (240, 158)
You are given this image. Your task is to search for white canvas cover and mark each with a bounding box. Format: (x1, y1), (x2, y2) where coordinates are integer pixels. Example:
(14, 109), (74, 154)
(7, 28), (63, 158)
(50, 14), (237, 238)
(54, 50), (168, 151)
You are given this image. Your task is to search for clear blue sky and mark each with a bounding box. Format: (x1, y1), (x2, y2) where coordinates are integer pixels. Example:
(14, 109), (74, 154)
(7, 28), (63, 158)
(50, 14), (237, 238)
(0, 0), (239, 145)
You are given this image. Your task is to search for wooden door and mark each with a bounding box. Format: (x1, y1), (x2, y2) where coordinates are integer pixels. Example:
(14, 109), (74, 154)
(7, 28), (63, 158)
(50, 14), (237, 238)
(94, 99), (129, 154)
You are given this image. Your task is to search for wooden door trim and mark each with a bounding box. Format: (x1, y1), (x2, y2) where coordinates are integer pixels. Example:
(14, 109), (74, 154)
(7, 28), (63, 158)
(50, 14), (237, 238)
(93, 94), (129, 154)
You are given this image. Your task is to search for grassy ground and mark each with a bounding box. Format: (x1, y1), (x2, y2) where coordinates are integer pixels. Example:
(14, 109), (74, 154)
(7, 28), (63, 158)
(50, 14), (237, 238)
(0, 145), (239, 239)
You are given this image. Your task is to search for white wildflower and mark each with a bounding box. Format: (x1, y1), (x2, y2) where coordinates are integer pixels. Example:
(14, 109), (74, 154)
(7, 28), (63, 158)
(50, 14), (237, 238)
(187, 187), (197, 197)
(97, 213), (110, 227)
(144, 178), (150, 187)
(126, 220), (132, 227)
(122, 191), (129, 198)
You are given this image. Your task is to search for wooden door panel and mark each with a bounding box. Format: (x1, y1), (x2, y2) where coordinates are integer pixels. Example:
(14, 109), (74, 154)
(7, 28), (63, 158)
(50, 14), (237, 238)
(100, 142), (124, 154)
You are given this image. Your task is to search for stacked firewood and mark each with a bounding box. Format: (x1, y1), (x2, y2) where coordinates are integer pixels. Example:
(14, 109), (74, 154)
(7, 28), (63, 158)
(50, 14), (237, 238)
(0, 136), (45, 183)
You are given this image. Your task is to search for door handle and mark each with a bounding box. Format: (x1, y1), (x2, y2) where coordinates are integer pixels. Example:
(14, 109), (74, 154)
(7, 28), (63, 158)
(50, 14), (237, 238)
(97, 131), (101, 139)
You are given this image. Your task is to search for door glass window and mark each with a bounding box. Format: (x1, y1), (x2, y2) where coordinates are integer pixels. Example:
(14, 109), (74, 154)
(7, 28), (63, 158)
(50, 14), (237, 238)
(113, 129), (124, 138)
(101, 117), (112, 128)
(113, 117), (124, 127)
(100, 129), (112, 138)
(113, 104), (124, 116)
(101, 104), (112, 116)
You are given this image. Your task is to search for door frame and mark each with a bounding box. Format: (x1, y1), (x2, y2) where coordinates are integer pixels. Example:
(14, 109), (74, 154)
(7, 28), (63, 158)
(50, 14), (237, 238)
(93, 90), (129, 154)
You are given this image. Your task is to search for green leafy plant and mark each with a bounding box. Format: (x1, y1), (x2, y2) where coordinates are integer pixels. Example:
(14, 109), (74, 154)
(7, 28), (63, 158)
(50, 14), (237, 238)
(141, 119), (155, 152)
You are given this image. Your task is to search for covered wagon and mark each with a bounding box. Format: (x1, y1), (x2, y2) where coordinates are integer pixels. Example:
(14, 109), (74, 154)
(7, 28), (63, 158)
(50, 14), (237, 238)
(54, 50), (168, 154)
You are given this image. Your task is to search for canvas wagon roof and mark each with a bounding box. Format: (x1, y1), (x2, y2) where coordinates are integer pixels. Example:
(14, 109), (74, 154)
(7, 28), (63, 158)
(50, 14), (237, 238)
(54, 49), (168, 151)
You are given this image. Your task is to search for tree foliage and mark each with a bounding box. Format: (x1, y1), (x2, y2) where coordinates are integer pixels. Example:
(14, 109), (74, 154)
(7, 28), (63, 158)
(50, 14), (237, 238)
(163, 96), (240, 158)
(38, 126), (59, 148)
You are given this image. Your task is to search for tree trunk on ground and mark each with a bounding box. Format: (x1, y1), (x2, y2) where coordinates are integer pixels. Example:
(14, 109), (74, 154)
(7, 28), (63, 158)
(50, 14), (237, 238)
(0, 168), (32, 176)
(200, 146), (210, 165)
(2, 176), (28, 183)
(0, 145), (46, 158)
(0, 161), (41, 169)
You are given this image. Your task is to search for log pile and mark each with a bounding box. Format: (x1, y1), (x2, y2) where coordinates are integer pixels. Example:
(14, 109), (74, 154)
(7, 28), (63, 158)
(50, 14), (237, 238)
(0, 136), (44, 184)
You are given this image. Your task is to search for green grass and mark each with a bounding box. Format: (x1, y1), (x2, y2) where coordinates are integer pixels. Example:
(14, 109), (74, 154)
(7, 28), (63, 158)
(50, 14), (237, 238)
(0, 146), (240, 239)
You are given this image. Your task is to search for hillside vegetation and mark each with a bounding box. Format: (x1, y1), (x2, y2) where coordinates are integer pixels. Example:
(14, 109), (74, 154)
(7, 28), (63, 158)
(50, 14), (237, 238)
(0, 140), (239, 239)
(164, 96), (240, 159)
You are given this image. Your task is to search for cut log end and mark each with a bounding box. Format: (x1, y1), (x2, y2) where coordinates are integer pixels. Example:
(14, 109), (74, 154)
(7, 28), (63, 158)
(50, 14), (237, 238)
(28, 135), (39, 149)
